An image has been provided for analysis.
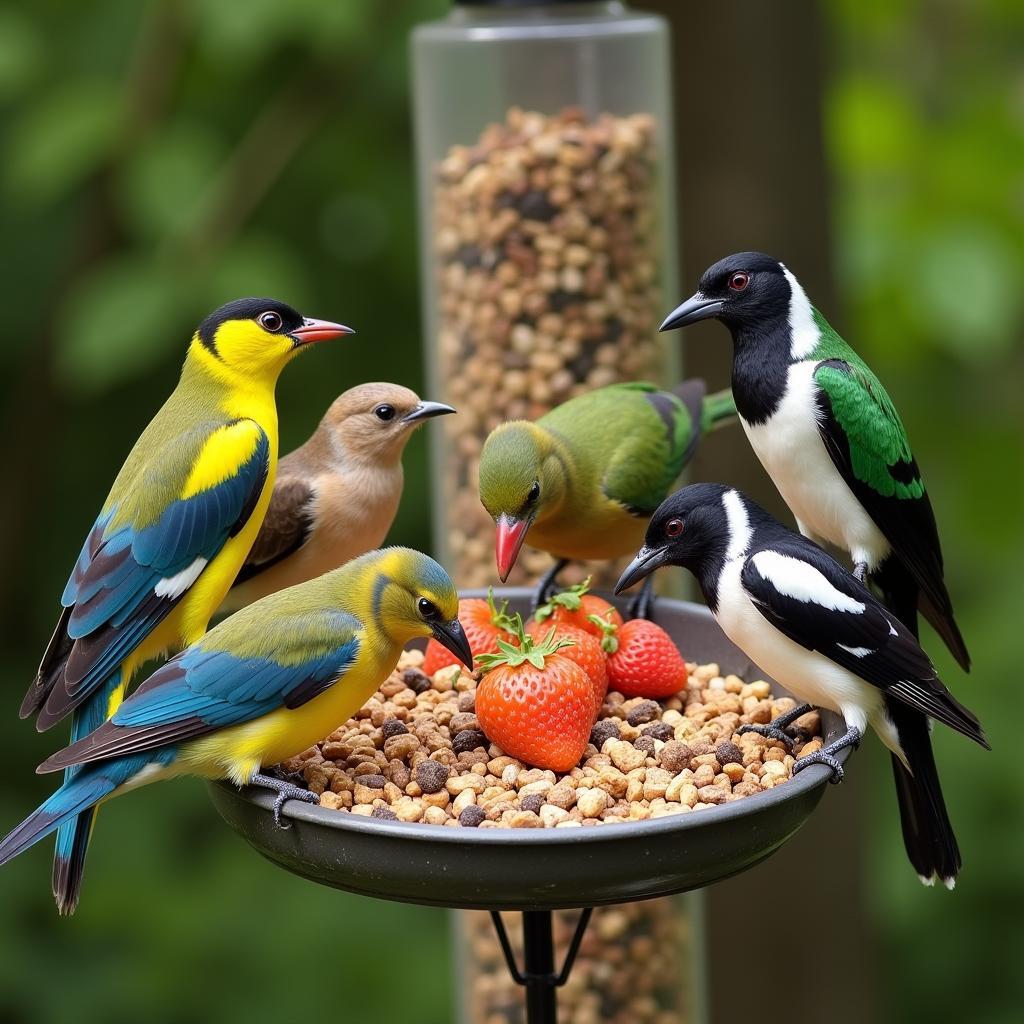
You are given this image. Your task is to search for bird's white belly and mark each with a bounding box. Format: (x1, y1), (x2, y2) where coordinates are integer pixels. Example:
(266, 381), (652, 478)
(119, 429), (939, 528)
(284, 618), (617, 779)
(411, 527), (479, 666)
(742, 361), (889, 569)
(714, 560), (882, 735)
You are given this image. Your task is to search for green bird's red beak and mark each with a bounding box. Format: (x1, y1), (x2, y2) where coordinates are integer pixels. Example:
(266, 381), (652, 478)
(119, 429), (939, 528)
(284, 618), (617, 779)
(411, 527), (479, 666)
(291, 318), (355, 345)
(495, 515), (530, 582)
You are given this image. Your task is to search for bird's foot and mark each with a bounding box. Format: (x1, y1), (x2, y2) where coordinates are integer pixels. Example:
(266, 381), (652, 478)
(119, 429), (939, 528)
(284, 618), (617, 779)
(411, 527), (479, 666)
(249, 772), (320, 828)
(853, 561), (869, 584)
(737, 703), (815, 749)
(626, 576), (656, 621)
(791, 726), (862, 785)
(531, 559), (570, 612)
(262, 765), (307, 787)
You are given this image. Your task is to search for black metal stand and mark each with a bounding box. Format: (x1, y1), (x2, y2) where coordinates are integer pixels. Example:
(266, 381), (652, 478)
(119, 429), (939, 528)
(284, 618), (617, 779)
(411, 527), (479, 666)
(489, 908), (593, 1024)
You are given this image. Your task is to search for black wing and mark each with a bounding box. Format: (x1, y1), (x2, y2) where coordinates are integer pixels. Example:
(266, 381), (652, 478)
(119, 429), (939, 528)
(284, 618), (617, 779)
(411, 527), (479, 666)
(740, 535), (985, 746)
(232, 476), (316, 587)
(813, 358), (968, 668)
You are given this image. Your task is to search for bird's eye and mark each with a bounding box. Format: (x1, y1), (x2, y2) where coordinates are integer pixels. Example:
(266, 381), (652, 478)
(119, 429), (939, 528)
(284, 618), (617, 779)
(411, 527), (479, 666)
(374, 404), (396, 421)
(259, 311), (284, 332)
(418, 597), (439, 620)
(527, 481), (541, 504)
(728, 272), (750, 292)
(665, 518), (684, 538)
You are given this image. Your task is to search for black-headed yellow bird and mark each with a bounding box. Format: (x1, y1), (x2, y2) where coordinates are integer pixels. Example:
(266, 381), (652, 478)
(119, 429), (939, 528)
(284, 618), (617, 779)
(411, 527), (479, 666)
(20, 297), (352, 913)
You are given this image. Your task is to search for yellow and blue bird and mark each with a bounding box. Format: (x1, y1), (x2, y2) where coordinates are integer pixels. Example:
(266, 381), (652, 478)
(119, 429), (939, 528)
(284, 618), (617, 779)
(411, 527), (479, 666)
(1, 548), (470, 902)
(19, 297), (352, 913)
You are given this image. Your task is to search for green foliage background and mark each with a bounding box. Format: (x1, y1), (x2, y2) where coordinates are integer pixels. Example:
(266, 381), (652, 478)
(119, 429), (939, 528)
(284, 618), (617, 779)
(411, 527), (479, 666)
(0, 2), (1021, 1022)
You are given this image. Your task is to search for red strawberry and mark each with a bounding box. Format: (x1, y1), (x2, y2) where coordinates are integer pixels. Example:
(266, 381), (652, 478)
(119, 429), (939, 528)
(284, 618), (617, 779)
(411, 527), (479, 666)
(422, 590), (516, 675)
(476, 618), (593, 773)
(526, 619), (607, 718)
(603, 619), (688, 699)
(533, 578), (624, 640)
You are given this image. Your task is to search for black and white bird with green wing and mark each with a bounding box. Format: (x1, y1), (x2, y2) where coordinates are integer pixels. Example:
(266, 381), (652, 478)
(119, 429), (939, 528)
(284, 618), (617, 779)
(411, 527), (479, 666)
(615, 484), (988, 889)
(660, 253), (970, 671)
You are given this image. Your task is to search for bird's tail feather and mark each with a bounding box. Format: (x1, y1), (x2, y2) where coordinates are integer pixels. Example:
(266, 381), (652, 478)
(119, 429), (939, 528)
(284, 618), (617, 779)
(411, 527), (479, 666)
(20, 607), (74, 720)
(52, 673), (124, 916)
(876, 552), (970, 673)
(700, 386), (738, 433)
(671, 379), (707, 466)
(889, 702), (960, 888)
(919, 590), (971, 674)
(0, 759), (137, 869)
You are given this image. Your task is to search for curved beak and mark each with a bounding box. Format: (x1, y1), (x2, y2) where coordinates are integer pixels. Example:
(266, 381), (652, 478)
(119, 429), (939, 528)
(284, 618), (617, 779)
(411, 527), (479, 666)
(401, 400), (456, 424)
(495, 515), (530, 582)
(291, 317), (355, 345)
(615, 545), (670, 595)
(432, 618), (474, 669)
(659, 293), (724, 332)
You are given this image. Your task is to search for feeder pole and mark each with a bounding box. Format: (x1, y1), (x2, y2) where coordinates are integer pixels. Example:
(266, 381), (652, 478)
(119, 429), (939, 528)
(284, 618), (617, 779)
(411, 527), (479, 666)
(522, 911), (557, 1023)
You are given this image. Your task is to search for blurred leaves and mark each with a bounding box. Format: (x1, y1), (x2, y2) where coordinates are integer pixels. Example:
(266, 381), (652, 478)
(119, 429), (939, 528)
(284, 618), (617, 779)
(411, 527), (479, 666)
(119, 121), (224, 241)
(6, 80), (123, 204)
(56, 257), (180, 392)
(0, 7), (44, 100)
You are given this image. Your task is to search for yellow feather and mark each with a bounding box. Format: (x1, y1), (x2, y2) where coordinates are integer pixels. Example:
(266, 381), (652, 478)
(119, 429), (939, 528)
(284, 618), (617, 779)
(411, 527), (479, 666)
(181, 421), (265, 499)
(178, 639), (401, 785)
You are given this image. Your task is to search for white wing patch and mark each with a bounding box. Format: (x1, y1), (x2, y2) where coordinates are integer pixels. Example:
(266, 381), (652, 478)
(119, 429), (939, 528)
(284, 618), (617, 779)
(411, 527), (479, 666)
(780, 263), (821, 360)
(837, 643), (873, 658)
(722, 489), (753, 561)
(154, 557), (208, 598)
(750, 550), (866, 614)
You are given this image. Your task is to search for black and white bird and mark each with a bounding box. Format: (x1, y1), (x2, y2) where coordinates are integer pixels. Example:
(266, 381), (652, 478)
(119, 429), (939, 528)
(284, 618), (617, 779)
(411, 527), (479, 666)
(616, 483), (988, 888)
(660, 252), (970, 671)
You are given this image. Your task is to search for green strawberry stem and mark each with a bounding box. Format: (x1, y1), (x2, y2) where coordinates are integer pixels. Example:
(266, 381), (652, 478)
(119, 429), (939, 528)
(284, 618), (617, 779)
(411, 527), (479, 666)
(486, 587), (519, 633)
(587, 611), (620, 654)
(533, 576), (593, 622)
(476, 614), (575, 672)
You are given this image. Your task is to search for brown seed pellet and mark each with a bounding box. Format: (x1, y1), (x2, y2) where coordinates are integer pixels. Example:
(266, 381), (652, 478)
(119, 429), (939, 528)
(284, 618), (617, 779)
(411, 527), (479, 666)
(277, 648), (819, 831)
(428, 107), (670, 589)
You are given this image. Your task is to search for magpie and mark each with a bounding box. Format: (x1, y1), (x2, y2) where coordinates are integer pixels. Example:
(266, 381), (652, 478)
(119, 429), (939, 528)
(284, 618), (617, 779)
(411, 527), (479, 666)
(615, 483), (988, 888)
(660, 253), (970, 672)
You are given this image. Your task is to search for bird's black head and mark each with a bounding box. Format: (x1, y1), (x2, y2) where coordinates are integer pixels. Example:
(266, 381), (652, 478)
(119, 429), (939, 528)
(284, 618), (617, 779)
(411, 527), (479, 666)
(194, 297), (354, 371)
(660, 252), (791, 333)
(197, 298), (305, 348)
(615, 483), (746, 606)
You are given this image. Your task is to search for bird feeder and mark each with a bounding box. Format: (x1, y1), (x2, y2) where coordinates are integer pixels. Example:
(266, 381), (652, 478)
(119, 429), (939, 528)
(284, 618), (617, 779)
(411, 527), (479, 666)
(410, 0), (680, 591)
(209, 595), (854, 1024)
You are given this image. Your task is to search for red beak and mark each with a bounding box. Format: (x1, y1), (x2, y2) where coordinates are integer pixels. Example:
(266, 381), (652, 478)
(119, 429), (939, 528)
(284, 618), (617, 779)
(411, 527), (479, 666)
(495, 516), (530, 582)
(291, 317), (355, 345)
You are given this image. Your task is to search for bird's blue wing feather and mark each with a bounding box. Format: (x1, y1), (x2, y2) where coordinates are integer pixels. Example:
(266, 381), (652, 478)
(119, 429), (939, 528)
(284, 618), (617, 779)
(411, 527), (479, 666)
(28, 421), (271, 729)
(38, 611), (362, 771)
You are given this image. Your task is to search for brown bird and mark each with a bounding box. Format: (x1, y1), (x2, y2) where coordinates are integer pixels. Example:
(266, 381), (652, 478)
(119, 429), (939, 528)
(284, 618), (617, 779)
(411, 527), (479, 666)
(221, 382), (454, 611)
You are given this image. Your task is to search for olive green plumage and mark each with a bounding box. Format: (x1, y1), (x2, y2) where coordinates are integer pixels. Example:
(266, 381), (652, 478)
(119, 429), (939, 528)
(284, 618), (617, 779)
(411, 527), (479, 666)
(478, 380), (736, 567)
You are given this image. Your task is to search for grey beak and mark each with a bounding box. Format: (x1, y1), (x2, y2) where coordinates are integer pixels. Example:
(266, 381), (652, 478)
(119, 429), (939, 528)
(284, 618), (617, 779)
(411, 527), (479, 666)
(432, 618), (473, 669)
(659, 293), (725, 332)
(615, 545), (671, 594)
(402, 401), (456, 424)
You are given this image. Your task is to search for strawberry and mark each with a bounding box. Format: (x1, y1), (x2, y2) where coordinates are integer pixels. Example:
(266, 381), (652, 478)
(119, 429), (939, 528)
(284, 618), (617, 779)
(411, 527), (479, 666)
(421, 590), (517, 675)
(602, 619), (688, 700)
(525, 619), (608, 718)
(533, 578), (624, 640)
(476, 617), (594, 773)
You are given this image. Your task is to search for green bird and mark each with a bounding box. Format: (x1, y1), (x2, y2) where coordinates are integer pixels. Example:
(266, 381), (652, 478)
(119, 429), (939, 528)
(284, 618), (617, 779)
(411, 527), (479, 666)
(477, 379), (737, 611)
(660, 252), (969, 671)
